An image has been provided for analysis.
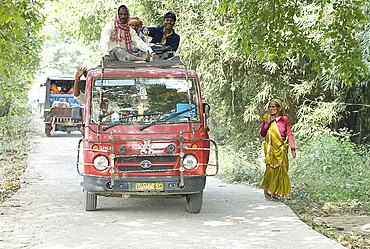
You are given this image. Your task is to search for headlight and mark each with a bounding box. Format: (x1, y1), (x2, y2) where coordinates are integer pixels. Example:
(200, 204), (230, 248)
(93, 155), (109, 170)
(183, 154), (198, 170)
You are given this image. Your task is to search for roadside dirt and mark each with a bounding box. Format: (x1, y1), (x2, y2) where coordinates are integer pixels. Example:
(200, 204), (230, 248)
(314, 215), (370, 236)
(0, 152), (28, 204)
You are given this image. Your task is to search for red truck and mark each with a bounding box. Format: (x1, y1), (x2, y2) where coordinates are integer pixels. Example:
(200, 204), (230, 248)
(76, 59), (218, 213)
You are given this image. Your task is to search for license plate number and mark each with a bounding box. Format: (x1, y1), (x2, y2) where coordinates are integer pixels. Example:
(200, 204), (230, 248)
(129, 182), (164, 191)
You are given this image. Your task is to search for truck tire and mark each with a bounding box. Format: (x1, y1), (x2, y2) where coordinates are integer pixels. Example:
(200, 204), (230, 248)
(45, 124), (51, 137)
(83, 190), (97, 211)
(186, 191), (203, 213)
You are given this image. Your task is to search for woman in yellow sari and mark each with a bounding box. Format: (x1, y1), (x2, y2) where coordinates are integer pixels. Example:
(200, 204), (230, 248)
(260, 99), (296, 201)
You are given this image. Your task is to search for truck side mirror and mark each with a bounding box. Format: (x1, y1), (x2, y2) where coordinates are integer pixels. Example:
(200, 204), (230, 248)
(203, 103), (210, 119)
(72, 107), (83, 121)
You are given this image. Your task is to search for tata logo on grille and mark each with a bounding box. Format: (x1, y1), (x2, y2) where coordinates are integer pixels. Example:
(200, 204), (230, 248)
(140, 160), (152, 169)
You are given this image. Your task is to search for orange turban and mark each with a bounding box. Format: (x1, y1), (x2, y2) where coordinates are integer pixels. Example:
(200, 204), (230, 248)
(50, 84), (61, 94)
(128, 16), (143, 32)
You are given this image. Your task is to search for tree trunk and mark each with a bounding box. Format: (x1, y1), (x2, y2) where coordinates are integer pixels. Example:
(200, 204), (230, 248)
(0, 101), (10, 117)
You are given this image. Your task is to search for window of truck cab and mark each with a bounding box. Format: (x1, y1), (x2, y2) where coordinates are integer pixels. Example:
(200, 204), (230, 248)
(89, 77), (200, 125)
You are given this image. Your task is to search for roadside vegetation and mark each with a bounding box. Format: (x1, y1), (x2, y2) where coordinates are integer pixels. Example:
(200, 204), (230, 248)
(0, 0), (44, 204)
(0, 102), (31, 204)
(1, 0), (369, 248)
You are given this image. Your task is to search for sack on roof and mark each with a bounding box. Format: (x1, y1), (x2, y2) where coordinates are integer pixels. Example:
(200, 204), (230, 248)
(133, 44), (174, 60)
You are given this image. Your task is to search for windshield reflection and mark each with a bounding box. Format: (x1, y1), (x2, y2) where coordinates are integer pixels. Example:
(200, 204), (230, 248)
(90, 77), (199, 124)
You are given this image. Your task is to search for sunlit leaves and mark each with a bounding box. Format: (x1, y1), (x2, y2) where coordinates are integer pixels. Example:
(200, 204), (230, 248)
(221, 0), (368, 86)
(52, 0), (122, 49)
(0, 0), (44, 113)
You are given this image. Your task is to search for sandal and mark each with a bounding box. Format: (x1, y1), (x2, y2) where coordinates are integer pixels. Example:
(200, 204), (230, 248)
(145, 50), (151, 62)
(271, 196), (280, 201)
(264, 189), (272, 200)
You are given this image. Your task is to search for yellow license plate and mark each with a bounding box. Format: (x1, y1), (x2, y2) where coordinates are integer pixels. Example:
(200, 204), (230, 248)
(129, 182), (164, 191)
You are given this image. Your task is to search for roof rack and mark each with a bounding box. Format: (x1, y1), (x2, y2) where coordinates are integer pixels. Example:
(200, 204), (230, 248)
(102, 59), (185, 69)
(46, 75), (75, 81)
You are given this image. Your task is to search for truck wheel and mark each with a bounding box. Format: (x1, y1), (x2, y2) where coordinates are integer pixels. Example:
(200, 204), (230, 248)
(45, 125), (51, 137)
(186, 191), (203, 213)
(83, 190), (97, 211)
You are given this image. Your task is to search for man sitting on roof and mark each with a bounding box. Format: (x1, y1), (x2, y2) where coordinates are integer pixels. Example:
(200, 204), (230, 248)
(100, 4), (160, 63)
(141, 12), (180, 52)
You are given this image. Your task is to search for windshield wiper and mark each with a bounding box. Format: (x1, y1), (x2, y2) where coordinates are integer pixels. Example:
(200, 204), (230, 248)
(102, 121), (119, 132)
(139, 108), (191, 131)
(102, 113), (163, 131)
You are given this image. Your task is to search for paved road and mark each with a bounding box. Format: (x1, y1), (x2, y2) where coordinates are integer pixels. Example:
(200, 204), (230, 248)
(0, 117), (344, 249)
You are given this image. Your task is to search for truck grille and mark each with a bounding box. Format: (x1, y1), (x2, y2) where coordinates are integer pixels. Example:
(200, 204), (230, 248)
(117, 165), (174, 172)
(115, 155), (177, 172)
(115, 155), (177, 163)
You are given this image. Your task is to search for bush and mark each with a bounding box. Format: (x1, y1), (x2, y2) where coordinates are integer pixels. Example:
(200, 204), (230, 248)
(290, 133), (370, 206)
(0, 102), (31, 156)
(218, 131), (370, 209)
(218, 143), (264, 184)
(0, 100), (31, 203)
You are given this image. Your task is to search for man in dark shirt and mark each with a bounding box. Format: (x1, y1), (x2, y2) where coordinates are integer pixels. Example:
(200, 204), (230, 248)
(141, 12), (180, 52)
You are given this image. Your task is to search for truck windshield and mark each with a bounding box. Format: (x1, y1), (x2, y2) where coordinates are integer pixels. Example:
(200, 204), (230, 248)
(90, 77), (200, 124)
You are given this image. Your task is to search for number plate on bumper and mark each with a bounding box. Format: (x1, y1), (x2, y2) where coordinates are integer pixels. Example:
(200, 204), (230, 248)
(128, 182), (164, 191)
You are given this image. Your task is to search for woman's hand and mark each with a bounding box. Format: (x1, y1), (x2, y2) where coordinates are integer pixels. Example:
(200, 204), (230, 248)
(292, 150), (296, 159)
(267, 115), (276, 123)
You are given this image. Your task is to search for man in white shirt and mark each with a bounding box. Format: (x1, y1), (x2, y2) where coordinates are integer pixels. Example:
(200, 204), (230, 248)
(100, 5), (159, 62)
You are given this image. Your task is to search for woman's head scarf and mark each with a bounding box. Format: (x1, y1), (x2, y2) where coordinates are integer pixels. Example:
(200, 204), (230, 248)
(268, 99), (285, 116)
(128, 16), (143, 32)
(112, 5), (133, 53)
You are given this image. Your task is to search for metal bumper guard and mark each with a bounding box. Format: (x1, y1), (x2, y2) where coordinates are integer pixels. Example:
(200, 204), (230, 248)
(83, 175), (206, 195)
(77, 131), (218, 191)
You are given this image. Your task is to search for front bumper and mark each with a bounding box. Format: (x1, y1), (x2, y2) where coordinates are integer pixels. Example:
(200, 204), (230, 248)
(83, 174), (206, 197)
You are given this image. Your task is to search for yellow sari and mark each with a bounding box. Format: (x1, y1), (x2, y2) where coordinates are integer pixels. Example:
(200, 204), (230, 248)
(260, 114), (291, 197)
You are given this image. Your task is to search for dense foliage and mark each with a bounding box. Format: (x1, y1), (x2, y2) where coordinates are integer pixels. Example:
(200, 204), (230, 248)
(218, 133), (370, 205)
(291, 134), (370, 205)
(0, 0), (44, 169)
(40, 25), (97, 74)
(0, 0), (44, 117)
(0, 0), (44, 202)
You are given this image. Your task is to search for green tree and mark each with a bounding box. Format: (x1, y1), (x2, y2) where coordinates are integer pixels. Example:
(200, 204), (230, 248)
(40, 25), (96, 74)
(222, 0), (368, 85)
(0, 0), (44, 116)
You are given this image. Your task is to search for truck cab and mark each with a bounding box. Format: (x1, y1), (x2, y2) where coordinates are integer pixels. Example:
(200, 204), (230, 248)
(77, 60), (218, 213)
